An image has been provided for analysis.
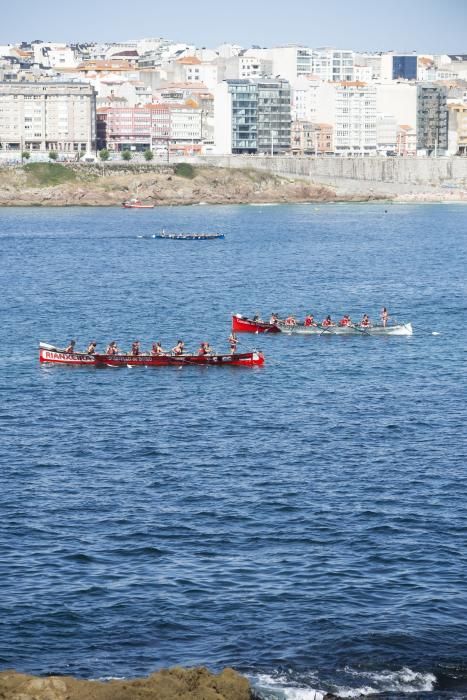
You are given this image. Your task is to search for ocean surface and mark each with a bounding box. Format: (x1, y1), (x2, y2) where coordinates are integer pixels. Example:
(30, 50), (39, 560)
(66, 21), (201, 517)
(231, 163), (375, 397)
(0, 203), (466, 699)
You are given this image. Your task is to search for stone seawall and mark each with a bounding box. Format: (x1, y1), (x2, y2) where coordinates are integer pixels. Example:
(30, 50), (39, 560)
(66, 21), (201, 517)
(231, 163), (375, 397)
(192, 155), (467, 188)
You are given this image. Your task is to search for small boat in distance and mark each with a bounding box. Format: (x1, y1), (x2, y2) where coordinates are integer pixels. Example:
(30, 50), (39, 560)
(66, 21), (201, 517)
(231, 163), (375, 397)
(156, 231), (224, 240)
(122, 198), (154, 209)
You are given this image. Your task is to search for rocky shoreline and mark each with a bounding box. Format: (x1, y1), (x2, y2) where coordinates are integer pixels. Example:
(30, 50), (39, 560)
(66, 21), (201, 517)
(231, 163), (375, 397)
(0, 667), (254, 700)
(0, 162), (465, 206)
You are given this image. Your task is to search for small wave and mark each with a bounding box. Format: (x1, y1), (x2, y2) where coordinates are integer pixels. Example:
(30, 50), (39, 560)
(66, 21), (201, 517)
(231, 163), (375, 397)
(333, 666), (437, 696)
(252, 672), (324, 700)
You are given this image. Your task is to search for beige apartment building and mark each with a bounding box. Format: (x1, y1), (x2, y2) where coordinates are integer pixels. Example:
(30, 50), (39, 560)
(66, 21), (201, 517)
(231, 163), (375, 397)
(0, 82), (96, 154)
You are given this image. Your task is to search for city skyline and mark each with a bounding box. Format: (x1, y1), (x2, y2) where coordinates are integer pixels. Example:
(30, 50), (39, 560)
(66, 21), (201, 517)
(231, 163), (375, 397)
(1, 0), (467, 54)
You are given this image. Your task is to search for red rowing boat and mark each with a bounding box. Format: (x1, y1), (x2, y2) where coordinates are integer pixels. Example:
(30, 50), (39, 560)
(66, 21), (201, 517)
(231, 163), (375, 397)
(39, 344), (264, 367)
(232, 314), (281, 334)
(94, 351), (264, 367)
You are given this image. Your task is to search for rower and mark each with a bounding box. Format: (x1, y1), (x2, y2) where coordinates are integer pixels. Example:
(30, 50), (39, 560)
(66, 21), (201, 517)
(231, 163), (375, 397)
(253, 314), (262, 322)
(64, 340), (76, 353)
(269, 313), (279, 325)
(380, 307), (389, 327)
(131, 340), (141, 356)
(229, 332), (238, 354)
(106, 341), (118, 355)
(321, 315), (334, 327)
(304, 314), (316, 327)
(151, 342), (165, 355)
(86, 341), (97, 354)
(360, 314), (371, 328)
(171, 340), (185, 355)
(198, 342), (208, 356)
(285, 315), (296, 326)
(338, 315), (352, 327)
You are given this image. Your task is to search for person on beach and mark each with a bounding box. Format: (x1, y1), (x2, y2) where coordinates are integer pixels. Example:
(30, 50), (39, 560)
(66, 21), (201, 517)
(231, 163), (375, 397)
(86, 341), (97, 354)
(65, 340), (76, 353)
(322, 315), (334, 328)
(380, 307), (389, 327)
(172, 340), (185, 355)
(229, 332), (238, 353)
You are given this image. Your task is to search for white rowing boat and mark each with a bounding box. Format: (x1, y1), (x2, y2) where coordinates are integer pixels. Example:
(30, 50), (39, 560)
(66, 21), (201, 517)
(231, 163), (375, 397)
(278, 322), (413, 336)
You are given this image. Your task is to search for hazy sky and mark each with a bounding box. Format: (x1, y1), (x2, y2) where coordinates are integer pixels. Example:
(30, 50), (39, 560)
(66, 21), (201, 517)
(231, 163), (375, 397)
(1, 0), (466, 53)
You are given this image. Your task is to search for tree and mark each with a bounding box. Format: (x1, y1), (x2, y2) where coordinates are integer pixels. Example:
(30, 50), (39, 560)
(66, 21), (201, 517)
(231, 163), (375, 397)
(143, 149), (154, 161)
(121, 150), (132, 161)
(99, 148), (110, 161)
(48, 151), (58, 161)
(21, 151), (30, 161)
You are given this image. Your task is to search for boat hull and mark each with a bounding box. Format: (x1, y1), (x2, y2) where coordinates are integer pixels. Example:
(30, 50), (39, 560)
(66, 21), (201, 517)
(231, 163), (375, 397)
(232, 314), (281, 334)
(94, 351), (264, 367)
(280, 322), (413, 336)
(39, 348), (95, 365)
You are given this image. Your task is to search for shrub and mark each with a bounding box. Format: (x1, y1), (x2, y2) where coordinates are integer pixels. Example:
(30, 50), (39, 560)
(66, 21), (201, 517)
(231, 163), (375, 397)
(99, 148), (110, 161)
(21, 151), (31, 160)
(143, 149), (154, 161)
(48, 150), (58, 161)
(174, 162), (196, 179)
(121, 150), (132, 161)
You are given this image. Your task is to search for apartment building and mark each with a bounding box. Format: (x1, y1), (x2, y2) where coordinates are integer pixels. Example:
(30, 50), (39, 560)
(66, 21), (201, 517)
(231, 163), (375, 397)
(0, 82), (96, 153)
(315, 81), (377, 155)
(416, 83), (448, 154)
(291, 121), (333, 155)
(448, 103), (467, 154)
(214, 78), (291, 154)
(312, 49), (354, 82)
(97, 103), (203, 153)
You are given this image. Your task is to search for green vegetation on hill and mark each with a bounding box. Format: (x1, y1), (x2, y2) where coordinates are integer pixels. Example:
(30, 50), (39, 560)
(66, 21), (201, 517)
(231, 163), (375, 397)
(174, 162), (196, 179)
(23, 163), (77, 187)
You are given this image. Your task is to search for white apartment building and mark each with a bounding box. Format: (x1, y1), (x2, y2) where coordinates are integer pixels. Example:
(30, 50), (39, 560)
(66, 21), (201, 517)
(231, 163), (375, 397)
(315, 81), (377, 154)
(376, 113), (397, 154)
(353, 65), (373, 83)
(0, 82), (96, 154)
(220, 54), (272, 81)
(32, 43), (78, 69)
(290, 77), (321, 121)
(375, 81), (417, 132)
(168, 57), (218, 90)
(270, 46), (314, 82)
(312, 49), (354, 82)
(170, 105), (202, 145)
(353, 53), (383, 80)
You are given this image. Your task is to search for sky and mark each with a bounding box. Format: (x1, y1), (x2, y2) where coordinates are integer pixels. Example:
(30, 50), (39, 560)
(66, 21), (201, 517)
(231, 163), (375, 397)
(1, 0), (466, 54)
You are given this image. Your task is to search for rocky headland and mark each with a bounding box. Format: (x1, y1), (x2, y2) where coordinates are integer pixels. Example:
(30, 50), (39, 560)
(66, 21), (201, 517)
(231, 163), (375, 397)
(0, 161), (465, 207)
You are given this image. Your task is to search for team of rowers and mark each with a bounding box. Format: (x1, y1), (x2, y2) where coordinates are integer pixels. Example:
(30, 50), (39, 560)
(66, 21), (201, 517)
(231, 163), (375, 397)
(63, 334), (240, 357)
(264, 307), (390, 328)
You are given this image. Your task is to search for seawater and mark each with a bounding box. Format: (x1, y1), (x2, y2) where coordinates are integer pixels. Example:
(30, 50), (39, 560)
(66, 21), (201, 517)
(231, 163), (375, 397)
(0, 203), (466, 699)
